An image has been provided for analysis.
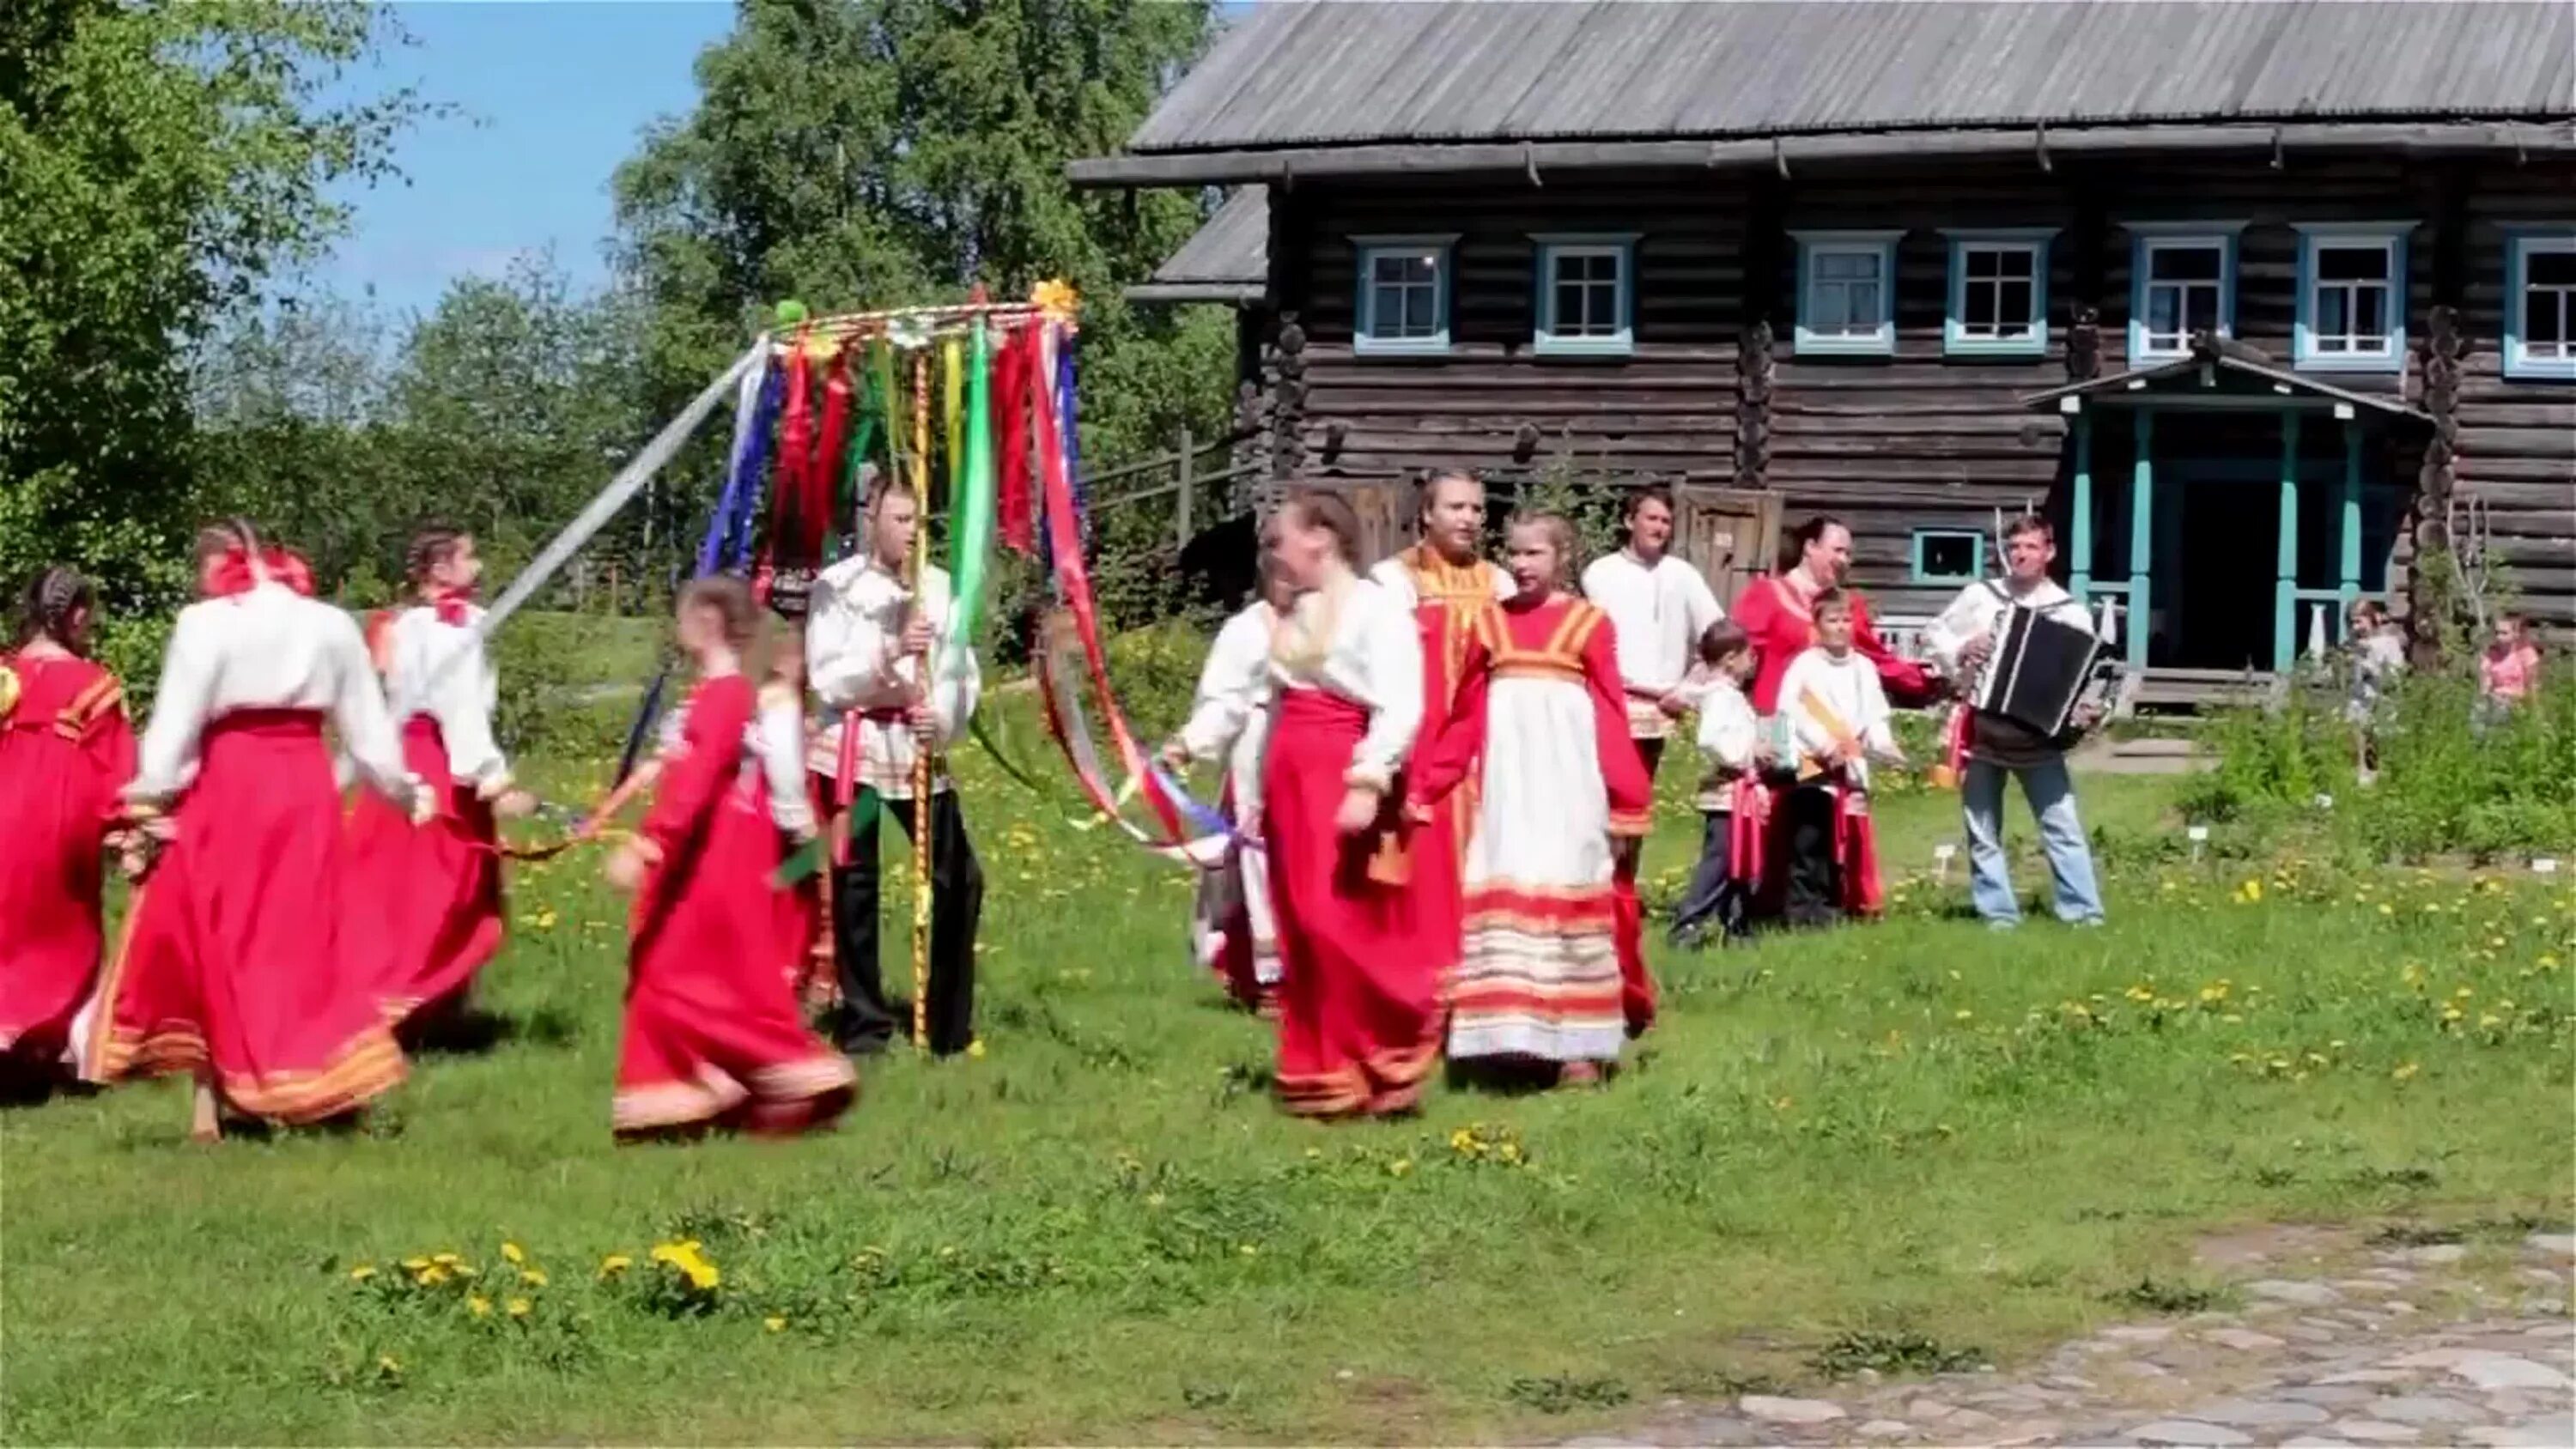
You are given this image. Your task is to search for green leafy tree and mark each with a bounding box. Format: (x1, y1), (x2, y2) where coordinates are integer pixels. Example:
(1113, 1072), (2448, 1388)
(0, 0), (422, 605)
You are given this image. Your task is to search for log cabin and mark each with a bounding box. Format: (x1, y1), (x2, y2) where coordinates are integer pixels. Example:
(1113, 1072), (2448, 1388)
(1079, 1), (2576, 695)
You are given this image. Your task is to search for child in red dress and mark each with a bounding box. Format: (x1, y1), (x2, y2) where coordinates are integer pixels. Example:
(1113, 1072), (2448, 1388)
(0, 568), (137, 1085)
(602, 579), (854, 1141)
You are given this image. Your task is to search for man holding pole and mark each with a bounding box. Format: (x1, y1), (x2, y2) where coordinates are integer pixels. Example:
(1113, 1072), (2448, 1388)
(806, 482), (985, 1057)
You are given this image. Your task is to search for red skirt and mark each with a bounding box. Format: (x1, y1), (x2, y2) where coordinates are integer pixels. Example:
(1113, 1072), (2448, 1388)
(0, 718), (112, 1061)
(617, 780), (854, 1137)
(1259, 689), (1440, 1118)
(88, 710), (407, 1121)
(346, 716), (505, 1023)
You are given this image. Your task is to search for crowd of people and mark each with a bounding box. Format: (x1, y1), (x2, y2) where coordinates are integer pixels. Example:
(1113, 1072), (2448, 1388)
(0, 471), (2128, 1137)
(1166, 473), (2115, 1118)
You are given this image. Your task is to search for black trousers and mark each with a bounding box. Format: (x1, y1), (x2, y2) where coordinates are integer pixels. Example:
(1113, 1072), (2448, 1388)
(1667, 811), (1750, 946)
(1634, 735), (1667, 780)
(829, 788), (983, 1057)
(1782, 785), (1844, 929)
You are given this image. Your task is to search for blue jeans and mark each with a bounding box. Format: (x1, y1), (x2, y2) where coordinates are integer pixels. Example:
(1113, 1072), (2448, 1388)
(1961, 756), (2105, 926)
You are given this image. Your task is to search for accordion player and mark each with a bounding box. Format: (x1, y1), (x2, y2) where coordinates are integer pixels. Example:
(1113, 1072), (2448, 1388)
(1971, 603), (2117, 741)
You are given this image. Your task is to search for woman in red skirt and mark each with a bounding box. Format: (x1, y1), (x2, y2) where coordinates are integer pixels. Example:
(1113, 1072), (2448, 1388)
(601, 578), (854, 1141)
(1260, 491), (1438, 1119)
(0, 568), (137, 1082)
(348, 525), (536, 1033)
(88, 523), (422, 1139)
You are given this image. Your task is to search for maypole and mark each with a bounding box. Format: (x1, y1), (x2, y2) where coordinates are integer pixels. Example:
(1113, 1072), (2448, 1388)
(905, 341), (935, 1052)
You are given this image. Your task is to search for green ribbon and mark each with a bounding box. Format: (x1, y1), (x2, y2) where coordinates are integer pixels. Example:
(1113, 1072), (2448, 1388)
(941, 317), (997, 680)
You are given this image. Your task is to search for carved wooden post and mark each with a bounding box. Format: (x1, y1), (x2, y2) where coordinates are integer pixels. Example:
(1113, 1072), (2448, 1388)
(1233, 378), (1266, 519)
(1264, 312), (1309, 513)
(2409, 304), (2463, 664)
(1735, 318), (1774, 492)
(2065, 305), (2102, 385)
(1736, 175), (1783, 493)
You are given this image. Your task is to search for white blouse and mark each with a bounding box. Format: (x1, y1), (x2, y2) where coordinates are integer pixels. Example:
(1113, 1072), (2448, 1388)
(805, 555), (982, 800)
(130, 583), (418, 811)
(1176, 599), (1279, 810)
(1775, 646), (1900, 789)
(384, 604), (511, 794)
(1266, 573), (1424, 791)
(651, 682), (815, 837)
(1694, 676), (1759, 773)
(1922, 577), (2097, 680)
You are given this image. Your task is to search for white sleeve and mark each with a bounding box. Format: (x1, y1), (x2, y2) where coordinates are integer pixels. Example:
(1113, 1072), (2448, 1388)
(430, 625), (512, 794)
(806, 577), (896, 711)
(1178, 610), (1267, 762)
(1683, 561), (1725, 637)
(1696, 694), (1756, 770)
(1366, 557), (1418, 608)
(1923, 584), (1990, 676)
(1578, 556), (1613, 603)
(1778, 655), (1838, 761)
(931, 643), (981, 750)
(327, 611), (422, 811)
(756, 692), (815, 837)
(127, 607), (218, 805)
(1489, 566), (1514, 602)
(1350, 589), (1424, 791)
(1858, 670), (1900, 757)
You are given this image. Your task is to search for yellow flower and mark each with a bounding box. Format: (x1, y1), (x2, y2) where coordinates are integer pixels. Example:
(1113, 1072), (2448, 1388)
(1953, 1009), (1974, 1022)
(2392, 1061), (2421, 1081)
(1387, 1157), (1413, 1177)
(1237, 1243), (1259, 1257)
(349, 1264), (377, 1282)
(378, 1355), (403, 1375)
(599, 1254), (632, 1276)
(967, 1039), (987, 1059)
(764, 1316), (787, 1333)
(501, 1242), (526, 1264)
(683, 1264), (720, 1292)
(400, 1256), (431, 1272)
(418, 1265), (451, 1287)
(518, 1268), (548, 1288)
(432, 1252), (463, 1267)
(467, 1294), (492, 1318)
(506, 1297), (532, 1318)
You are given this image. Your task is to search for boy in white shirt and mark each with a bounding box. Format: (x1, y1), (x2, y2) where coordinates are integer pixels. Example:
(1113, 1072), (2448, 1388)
(1773, 590), (1905, 925)
(1668, 621), (1759, 948)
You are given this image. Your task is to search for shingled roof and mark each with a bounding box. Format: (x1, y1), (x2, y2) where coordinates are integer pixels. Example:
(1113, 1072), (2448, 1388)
(1124, 189), (1267, 305)
(1076, 0), (2575, 185)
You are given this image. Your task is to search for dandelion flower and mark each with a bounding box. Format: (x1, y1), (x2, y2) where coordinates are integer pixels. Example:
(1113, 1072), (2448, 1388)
(400, 1257), (431, 1272)
(1388, 1157), (1413, 1177)
(599, 1254), (632, 1276)
(764, 1316), (787, 1333)
(418, 1265), (451, 1287)
(467, 1294), (492, 1318)
(506, 1297), (532, 1318)
(2392, 1061), (2421, 1081)
(967, 1040), (987, 1059)
(349, 1264), (377, 1282)
(378, 1355), (402, 1375)
(518, 1268), (548, 1288)
(501, 1243), (526, 1264)
(432, 1252), (463, 1267)
(1237, 1243), (1259, 1257)
(1953, 1009), (1974, 1022)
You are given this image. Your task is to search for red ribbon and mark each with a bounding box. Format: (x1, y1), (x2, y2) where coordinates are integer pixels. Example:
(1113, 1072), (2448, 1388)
(800, 350), (852, 567)
(201, 545), (313, 599)
(773, 335), (816, 565)
(428, 585), (476, 627)
(996, 324), (1036, 556)
(1727, 775), (1771, 886)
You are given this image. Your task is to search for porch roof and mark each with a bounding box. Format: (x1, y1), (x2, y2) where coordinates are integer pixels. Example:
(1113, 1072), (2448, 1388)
(2021, 338), (2432, 424)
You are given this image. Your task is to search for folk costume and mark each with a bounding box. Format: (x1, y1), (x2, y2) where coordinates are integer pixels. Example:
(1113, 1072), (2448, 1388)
(1411, 596), (1654, 1066)
(1367, 543), (1510, 976)
(806, 553), (983, 1057)
(1578, 549), (1724, 779)
(1923, 579), (2107, 927)
(1173, 598), (1282, 1011)
(1772, 646), (1901, 925)
(616, 672), (855, 1138)
(88, 555), (419, 1123)
(1668, 673), (1762, 947)
(1261, 569), (1437, 1118)
(0, 650), (137, 1068)
(756, 678), (829, 1003)
(346, 595), (513, 1026)
(1734, 573), (1932, 716)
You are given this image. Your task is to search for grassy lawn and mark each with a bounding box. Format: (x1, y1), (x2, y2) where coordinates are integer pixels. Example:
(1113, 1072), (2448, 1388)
(2, 736), (2568, 1444)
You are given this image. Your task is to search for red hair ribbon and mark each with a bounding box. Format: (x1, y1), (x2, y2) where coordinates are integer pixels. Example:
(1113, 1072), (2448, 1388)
(201, 545), (314, 599)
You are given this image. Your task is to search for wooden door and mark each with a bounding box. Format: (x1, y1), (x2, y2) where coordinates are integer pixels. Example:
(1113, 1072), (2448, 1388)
(1674, 486), (1782, 609)
(1345, 480), (1406, 568)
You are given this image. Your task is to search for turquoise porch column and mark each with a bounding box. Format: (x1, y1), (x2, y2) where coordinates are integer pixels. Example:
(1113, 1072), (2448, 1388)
(2069, 407), (2094, 601)
(2339, 419), (2364, 609)
(2128, 409), (2153, 670)
(2275, 410), (2303, 673)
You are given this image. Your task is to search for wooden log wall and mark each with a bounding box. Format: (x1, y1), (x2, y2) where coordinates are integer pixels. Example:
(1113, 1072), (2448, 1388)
(1258, 153), (2576, 626)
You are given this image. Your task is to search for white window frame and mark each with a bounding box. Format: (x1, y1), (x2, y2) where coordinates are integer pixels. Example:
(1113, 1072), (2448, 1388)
(1941, 228), (2056, 358)
(2125, 222), (2245, 361)
(2294, 223), (2411, 373)
(1352, 234), (1456, 357)
(1792, 229), (1902, 357)
(2503, 227), (2576, 382)
(1531, 233), (1637, 357)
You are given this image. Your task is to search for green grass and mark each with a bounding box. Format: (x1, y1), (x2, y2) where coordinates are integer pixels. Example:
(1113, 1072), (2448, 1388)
(3, 737), (2569, 1445)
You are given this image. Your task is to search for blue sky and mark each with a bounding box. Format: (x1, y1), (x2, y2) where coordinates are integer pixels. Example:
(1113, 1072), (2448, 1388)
(320, 1), (737, 317)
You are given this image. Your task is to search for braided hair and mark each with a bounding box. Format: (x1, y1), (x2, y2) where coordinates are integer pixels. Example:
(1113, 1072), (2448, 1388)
(15, 566), (97, 654)
(404, 524), (469, 591)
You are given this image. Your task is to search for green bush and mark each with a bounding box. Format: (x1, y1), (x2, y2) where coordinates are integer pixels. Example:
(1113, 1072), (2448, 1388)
(492, 612), (667, 765)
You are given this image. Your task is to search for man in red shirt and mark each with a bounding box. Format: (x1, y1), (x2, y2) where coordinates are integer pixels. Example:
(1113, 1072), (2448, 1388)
(1733, 515), (1935, 714)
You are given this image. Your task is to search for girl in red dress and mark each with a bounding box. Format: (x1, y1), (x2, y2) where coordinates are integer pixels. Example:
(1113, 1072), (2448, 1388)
(601, 579), (854, 1141)
(1260, 492), (1438, 1118)
(348, 526), (536, 1033)
(0, 568), (137, 1082)
(88, 523), (422, 1140)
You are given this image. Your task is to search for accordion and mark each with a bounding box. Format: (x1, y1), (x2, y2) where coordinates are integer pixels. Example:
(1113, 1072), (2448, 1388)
(1972, 604), (2111, 736)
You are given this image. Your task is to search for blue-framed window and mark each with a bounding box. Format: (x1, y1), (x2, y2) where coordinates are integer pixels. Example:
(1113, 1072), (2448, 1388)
(2126, 223), (2243, 361)
(1531, 233), (1636, 356)
(1791, 230), (1901, 356)
(1352, 235), (1455, 356)
(2294, 223), (2411, 372)
(1911, 530), (1986, 583)
(1942, 229), (2055, 357)
(2503, 228), (2576, 382)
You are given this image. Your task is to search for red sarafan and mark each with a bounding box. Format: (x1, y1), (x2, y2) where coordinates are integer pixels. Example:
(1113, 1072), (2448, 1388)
(614, 673), (854, 1140)
(0, 652), (135, 1067)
